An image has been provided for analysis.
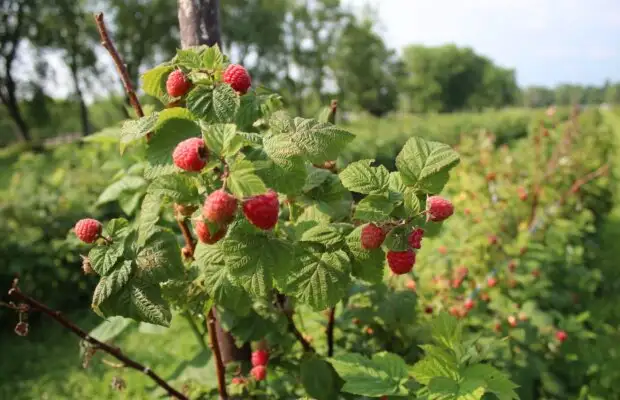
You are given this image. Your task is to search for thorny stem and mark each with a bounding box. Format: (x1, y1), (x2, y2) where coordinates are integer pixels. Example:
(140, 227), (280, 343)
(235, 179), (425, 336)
(207, 308), (228, 400)
(94, 13), (147, 139)
(7, 281), (189, 400)
(326, 305), (336, 357)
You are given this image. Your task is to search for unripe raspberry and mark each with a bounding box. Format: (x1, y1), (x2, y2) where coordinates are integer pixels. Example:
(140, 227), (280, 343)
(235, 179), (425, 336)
(74, 218), (102, 243)
(360, 223), (386, 249)
(555, 330), (568, 343)
(518, 312), (528, 321)
(386, 250), (415, 275)
(175, 203), (198, 217)
(231, 377), (246, 385)
(406, 279), (416, 291)
(494, 322), (502, 332)
(517, 186), (528, 201)
(194, 220), (226, 244)
(223, 64), (252, 94)
(487, 277), (498, 287)
(203, 189), (238, 224)
(407, 227), (424, 249)
(173, 137), (208, 172)
(243, 190), (279, 230)
(532, 269), (541, 278)
(486, 172), (496, 181)
(251, 365), (267, 381)
(166, 69), (192, 98)
(488, 235), (498, 245)
(480, 292), (490, 302)
(426, 196), (454, 222)
(449, 306), (460, 317)
(438, 245), (448, 255)
(507, 315), (517, 327)
(455, 266), (468, 278)
(365, 327), (374, 335)
(14, 321), (29, 337)
(452, 278), (463, 289)
(251, 349), (269, 367)
(464, 298), (475, 310)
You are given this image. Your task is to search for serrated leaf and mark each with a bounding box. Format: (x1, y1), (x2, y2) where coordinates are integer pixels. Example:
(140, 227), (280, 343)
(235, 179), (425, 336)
(186, 86), (214, 120)
(202, 123), (244, 157)
(137, 193), (162, 246)
(202, 45), (224, 70)
(194, 242), (226, 266)
(428, 376), (460, 398)
(461, 365), (519, 400)
(142, 65), (174, 104)
(173, 48), (203, 68)
(303, 165), (332, 192)
(147, 174), (199, 204)
(89, 242), (125, 276)
(147, 108), (200, 170)
(103, 218), (130, 239)
(301, 357), (341, 400)
(384, 225), (409, 251)
(222, 221), (295, 297)
(226, 158), (267, 198)
(93, 261), (133, 306)
(345, 226), (385, 284)
(269, 111), (355, 164)
(403, 187), (425, 215)
(409, 345), (460, 385)
(354, 194), (394, 222)
(96, 280), (172, 326)
(256, 134), (308, 194)
(396, 137), (460, 192)
(120, 113), (159, 153)
(286, 250), (350, 311)
(136, 229), (184, 283)
(97, 176), (147, 205)
(187, 85), (239, 123)
(339, 159), (389, 194)
(328, 352), (409, 397)
(144, 164), (179, 179)
(431, 312), (463, 352)
(300, 224), (344, 247)
(378, 291), (417, 327)
(201, 262), (252, 315)
(305, 175), (353, 221)
(87, 316), (135, 344)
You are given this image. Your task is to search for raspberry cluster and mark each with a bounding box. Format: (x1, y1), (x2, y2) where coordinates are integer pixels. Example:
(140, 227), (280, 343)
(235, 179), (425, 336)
(250, 349), (269, 381)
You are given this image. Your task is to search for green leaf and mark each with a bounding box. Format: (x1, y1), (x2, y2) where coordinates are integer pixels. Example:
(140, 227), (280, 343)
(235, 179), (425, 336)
(89, 242), (124, 276)
(303, 165), (332, 192)
(269, 111), (355, 164)
(431, 312), (463, 352)
(428, 377), (460, 398)
(226, 158), (267, 198)
(201, 45), (225, 70)
(339, 159), (389, 194)
(92, 261), (134, 306)
(142, 65), (174, 104)
(222, 221), (295, 297)
(103, 218), (131, 239)
(395, 137), (460, 192)
(97, 279), (172, 326)
(147, 174), (199, 204)
(461, 365), (519, 400)
(147, 108), (200, 170)
(256, 133), (308, 194)
(301, 356), (341, 400)
(200, 258), (252, 315)
(403, 188), (425, 215)
(120, 113), (159, 153)
(186, 86), (214, 120)
(286, 250), (350, 311)
(409, 345), (459, 385)
(87, 316), (135, 343)
(305, 174), (353, 221)
(97, 176), (147, 205)
(354, 194), (394, 222)
(345, 226), (385, 284)
(173, 48), (204, 68)
(202, 123), (244, 157)
(383, 225), (409, 251)
(187, 85), (239, 123)
(135, 229), (185, 283)
(300, 224), (344, 247)
(328, 352), (409, 397)
(137, 193), (162, 246)
(378, 291), (418, 327)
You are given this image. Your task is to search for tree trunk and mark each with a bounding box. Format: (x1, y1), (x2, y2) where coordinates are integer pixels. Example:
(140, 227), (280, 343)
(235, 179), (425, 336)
(178, 0), (221, 48)
(70, 57), (90, 137)
(177, 0), (251, 366)
(1, 70), (31, 142)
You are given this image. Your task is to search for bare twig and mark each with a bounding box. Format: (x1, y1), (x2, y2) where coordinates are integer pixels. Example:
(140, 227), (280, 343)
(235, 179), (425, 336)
(7, 285), (189, 400)
(560, 164), (610, 205)
(275, 293), (315, 353)
(94, 13), (147, 133)
(206, 308), (228, 400)
(326, 305), (336, 357)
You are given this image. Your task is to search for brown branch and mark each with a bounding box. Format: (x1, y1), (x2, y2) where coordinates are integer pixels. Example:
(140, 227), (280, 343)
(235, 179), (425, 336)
(206, 308), (228, 400)
(559, 164), (609, 206)
(276, 293), (315, 353)
(94, 13), (147, 136)
(7, 286), (189, 400)
(326, 305), (336, 357)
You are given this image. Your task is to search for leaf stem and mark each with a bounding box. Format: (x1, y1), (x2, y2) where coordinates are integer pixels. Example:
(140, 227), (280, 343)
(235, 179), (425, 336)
(326, 305), (336, 357)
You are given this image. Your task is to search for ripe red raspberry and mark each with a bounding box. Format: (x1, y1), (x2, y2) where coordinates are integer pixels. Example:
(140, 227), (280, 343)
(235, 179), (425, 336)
(231, 377), (246, 385)
(407, 227), (424, 249)
(449, 306), (460, 317)
(455, 266), (468, 278)
(426, 195), (454, 222)
(487, 277), (498, 287)
(194, 220), (226, 244)
(243, 190), (279, 230)
(517, 186), (528, 201)
(555, 330), (568, 343)
(507, 315), (517, 327)
(452, 278), (462, 289)
(360, 223), (386, 249)
(251, 365), (267, 381)
(203, 190), (238, 224)
(386, 250), (415, 275)
(223, 64), (251, 94)
(464, 298), (475, 310)
(508, 260), (517, 272)
(74, 218), (102, 243)
(166, 69), (192, 97)
(173, 137), (208, 172)
(251, 349), (269, 367)
(488, 235), (498, 245)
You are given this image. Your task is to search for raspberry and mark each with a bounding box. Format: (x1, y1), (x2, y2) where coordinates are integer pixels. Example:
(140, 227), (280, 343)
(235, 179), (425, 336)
(426, 196), (454, 222)
(231, 377), (246, 385)
(480, 292), (490, 302)
(223, 64), (251, 94)
(452, 278), (462, 288)
(488, 235), (498, 245)
(455, 266), (468, 278)
(74, 218), (102, 243)
(487, 277), (498, 287)
(407, 227), (424, 249)
(464, 298), (475, 310)
(173, 137), (208, 172)
(251, 365), (267, 381)
(194, 220), (226, 244)
(166, 69), (192, 97)
(243, 190), (279, 230)
(14, 321), (29, 337)
(507, 315), (517, 327)
(386, 250), (415, 275)
(555, 330), (568, 342)
(251, 349), (269, 367)
(360, 223), (386, 249)
(424, 305), (433, 314)
(406, 279), (416, 291)
(438, 245), (448, 255)
(203, 190), (238, 224)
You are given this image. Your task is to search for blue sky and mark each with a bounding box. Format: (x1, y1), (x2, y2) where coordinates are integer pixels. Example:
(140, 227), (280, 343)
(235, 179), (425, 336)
(346, 0), (620, 86)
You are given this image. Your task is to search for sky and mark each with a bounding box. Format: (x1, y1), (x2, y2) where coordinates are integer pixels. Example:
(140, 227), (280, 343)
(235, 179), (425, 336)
(345, 0), (620, 86)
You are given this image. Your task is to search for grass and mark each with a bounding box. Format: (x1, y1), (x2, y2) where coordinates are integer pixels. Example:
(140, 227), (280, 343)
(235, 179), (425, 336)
(0, 312), (208, 400)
